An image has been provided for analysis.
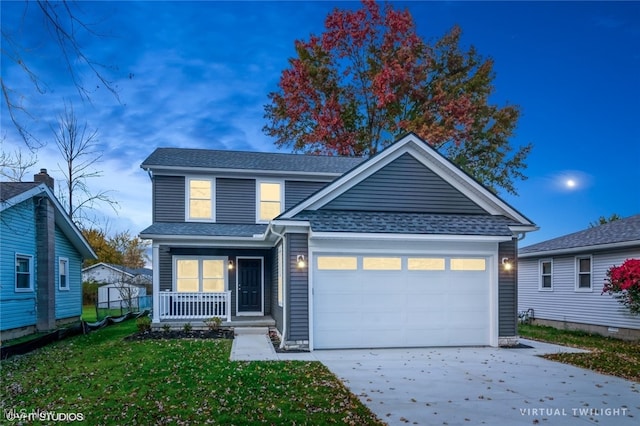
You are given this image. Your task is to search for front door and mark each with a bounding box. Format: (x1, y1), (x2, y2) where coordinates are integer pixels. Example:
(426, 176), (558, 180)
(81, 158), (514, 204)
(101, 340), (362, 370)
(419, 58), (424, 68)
(237, 258), (263, 314)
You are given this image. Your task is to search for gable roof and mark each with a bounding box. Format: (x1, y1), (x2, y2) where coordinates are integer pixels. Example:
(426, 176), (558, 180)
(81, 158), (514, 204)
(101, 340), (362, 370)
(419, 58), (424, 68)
(141, 148), (365, 176)
(0, 182), (97, 259)
(82, 262), (152, 277)
(519, 214), (640, 258)
(278, 133), (536, 232)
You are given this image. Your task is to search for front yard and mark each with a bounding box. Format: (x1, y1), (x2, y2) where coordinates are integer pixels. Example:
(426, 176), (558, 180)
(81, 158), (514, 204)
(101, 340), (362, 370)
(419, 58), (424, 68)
(519, 324), (640, 382)
(1, 320), (383, 425)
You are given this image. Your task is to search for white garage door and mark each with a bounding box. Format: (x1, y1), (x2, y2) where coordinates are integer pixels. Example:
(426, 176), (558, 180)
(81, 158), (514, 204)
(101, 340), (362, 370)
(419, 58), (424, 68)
(313, 254), (491, 349)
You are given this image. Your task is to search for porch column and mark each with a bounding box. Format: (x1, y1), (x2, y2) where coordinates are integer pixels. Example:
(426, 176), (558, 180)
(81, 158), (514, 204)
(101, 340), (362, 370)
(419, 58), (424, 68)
(152, 243), (160, 323)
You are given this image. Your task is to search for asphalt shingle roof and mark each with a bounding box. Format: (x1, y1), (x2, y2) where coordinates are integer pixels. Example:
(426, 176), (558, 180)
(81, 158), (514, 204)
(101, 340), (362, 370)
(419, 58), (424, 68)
(0, 182), (41, 202)
(141, 148), (365, 174)
(520, 213), (640, 255)
(139, 222), (268, 238)
(291, 210), (519, 236)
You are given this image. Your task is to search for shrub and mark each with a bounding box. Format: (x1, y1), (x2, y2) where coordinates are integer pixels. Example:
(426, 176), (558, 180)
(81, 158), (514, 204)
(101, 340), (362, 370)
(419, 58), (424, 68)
(162, 324), (171, 333)
(183, 322), (192, 333)
(204, 317), (222, 331)
(602, 258), (640, 315)
(136, 316), (151, 332)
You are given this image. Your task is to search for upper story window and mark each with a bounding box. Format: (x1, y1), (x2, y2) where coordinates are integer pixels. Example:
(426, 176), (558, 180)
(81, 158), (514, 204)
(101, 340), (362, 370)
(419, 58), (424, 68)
(187, 178), (214, 221)
(15, 254), (34, 292)
(539, 259), (553, 291)
(576, 256), (592, 291)
(59, 257), (69, 291)
(257, 181), (282, 222)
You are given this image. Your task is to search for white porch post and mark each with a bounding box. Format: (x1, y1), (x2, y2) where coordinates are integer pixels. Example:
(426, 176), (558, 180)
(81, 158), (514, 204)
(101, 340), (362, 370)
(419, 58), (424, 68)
(152, 243), (160, 323)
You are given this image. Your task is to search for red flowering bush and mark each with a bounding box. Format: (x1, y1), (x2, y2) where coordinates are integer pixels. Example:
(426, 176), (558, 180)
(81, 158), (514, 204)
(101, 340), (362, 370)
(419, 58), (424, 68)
(602, 258), (640, 315)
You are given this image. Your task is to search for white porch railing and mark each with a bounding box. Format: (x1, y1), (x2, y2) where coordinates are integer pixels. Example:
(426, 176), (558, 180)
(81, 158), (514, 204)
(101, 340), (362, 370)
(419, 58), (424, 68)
(159, 291), (231, 321)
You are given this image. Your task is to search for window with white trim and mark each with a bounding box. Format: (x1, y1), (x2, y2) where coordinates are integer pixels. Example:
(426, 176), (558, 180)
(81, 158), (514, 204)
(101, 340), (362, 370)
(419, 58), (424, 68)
(59, 257), (69, 290)
(257, 181), (282, 222)
(175, 257), (226, 292)
(187, 178), (214, 221)
(576, 256), (592, 291)
(539, 260), (553, 290)
(15, 254), (34, 292)
(277, 244), (283, 307)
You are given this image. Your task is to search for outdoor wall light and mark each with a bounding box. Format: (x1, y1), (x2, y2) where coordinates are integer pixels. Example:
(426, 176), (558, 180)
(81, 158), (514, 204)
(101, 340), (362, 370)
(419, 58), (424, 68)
(297, 255), (306, 268)
(502, 257), (513, 271)
(228, 260), (234, 270)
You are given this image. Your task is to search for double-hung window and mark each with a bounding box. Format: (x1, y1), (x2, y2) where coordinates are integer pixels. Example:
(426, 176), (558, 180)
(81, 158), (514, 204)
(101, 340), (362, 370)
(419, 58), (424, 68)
(15, 254), (34, 292)
(576, 256), (592, 291)
(187, 178), (214, 221)
(59, 257), (69, 290)
(175, 257), (226, 292)
(540, 260), (553, 290)
(257, 181), (282, 222)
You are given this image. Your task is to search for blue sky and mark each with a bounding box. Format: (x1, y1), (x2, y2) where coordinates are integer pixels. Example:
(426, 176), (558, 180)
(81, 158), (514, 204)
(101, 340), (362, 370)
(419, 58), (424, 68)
(1, 0), (639, 246)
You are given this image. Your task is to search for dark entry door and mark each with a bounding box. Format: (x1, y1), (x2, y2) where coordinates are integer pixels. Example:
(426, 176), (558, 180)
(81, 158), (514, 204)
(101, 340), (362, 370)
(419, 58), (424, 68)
(237, 258), (262, 313)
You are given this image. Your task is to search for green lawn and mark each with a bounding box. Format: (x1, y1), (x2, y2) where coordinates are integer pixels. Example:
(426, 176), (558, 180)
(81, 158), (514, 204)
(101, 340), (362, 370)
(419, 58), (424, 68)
(519, 323), (640, 382)
(1, 320), (383, 425)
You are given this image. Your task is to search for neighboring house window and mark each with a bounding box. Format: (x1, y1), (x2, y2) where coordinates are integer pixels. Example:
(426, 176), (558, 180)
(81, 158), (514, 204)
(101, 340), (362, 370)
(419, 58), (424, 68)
(59, 257), (69, 291)
(15, 254), (34, 292)
(257, 181), (282, 222)
(540, 260), (553, 290)
(187, 178), (214, 221)
(175, 257), (226, 292)
(576, 256), (592, 291)
(277, 244), (283, 307)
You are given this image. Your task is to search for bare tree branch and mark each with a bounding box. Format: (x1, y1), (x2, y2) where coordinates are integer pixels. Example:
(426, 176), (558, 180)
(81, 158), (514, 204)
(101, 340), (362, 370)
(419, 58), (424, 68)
(52, 101), (118, 227)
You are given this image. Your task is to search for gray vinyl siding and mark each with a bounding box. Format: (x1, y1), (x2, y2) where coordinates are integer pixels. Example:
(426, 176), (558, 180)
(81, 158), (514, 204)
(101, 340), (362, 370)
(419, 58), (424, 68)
(287, 233), (309, 341)
(285, 181), (329, 210)
(271, 243), (284, 333)
(498, 239), (518, 337)
(216, 178), (256, 223)
(322, 153), (486, 214)
(518, 248), (640, 330)
(153, 175), (185, 222)
(159, 246), (273, 316)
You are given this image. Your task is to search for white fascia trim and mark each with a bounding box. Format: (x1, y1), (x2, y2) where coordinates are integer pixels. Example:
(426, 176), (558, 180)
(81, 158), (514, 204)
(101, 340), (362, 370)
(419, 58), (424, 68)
(509, 225), (540, 233)
(143, 165), (343, 179)
(146, 237), (274, 249)
(519, 240), (640, 259)
(309, 231), (513, 243)
(270, 219), (311, 228)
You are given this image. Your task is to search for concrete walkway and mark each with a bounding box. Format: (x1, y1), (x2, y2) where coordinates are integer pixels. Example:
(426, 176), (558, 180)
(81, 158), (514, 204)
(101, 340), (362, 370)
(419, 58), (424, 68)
(230, 332), (639, 425)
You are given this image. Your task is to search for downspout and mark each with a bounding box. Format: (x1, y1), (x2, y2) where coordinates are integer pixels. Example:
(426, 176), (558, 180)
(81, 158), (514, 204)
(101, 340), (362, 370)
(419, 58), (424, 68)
(267, 223), (287, 349)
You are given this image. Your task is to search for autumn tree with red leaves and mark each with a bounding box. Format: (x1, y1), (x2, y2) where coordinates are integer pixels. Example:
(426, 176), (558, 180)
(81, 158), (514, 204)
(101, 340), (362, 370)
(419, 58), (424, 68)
(264, 0), (531, 195)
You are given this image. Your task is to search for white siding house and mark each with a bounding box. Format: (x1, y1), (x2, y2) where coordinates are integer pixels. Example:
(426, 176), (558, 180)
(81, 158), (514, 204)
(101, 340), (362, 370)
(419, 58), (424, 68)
(518, 214), (640, 340)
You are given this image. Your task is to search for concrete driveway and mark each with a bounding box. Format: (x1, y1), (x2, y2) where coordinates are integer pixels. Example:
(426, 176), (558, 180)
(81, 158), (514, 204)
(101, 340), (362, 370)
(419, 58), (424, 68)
(310, 340), (639, 425)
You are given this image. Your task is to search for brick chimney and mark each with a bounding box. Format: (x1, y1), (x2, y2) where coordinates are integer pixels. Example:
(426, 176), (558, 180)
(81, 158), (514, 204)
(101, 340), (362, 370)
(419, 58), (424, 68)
(34, 169), (54, 189)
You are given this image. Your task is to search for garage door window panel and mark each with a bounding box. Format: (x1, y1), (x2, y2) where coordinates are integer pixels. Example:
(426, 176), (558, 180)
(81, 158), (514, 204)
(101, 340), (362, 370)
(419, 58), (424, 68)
(408, 258), (445, 271)
(363, 257), (401, 270)
(317, 256), (357, 270)
(450, 258), (486, 271)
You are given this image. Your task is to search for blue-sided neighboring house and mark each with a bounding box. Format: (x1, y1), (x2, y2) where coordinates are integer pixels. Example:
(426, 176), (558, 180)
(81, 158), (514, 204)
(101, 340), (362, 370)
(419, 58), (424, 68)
(140, 133), (538, 350)
(1, 169), (97, 340)
(518, 214), (640, 340)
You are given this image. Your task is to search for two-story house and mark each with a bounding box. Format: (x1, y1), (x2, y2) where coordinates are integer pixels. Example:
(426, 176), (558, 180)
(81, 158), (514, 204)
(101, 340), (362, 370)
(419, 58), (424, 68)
(1, 170), (97, 340)
(140, 134), (537, 350)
